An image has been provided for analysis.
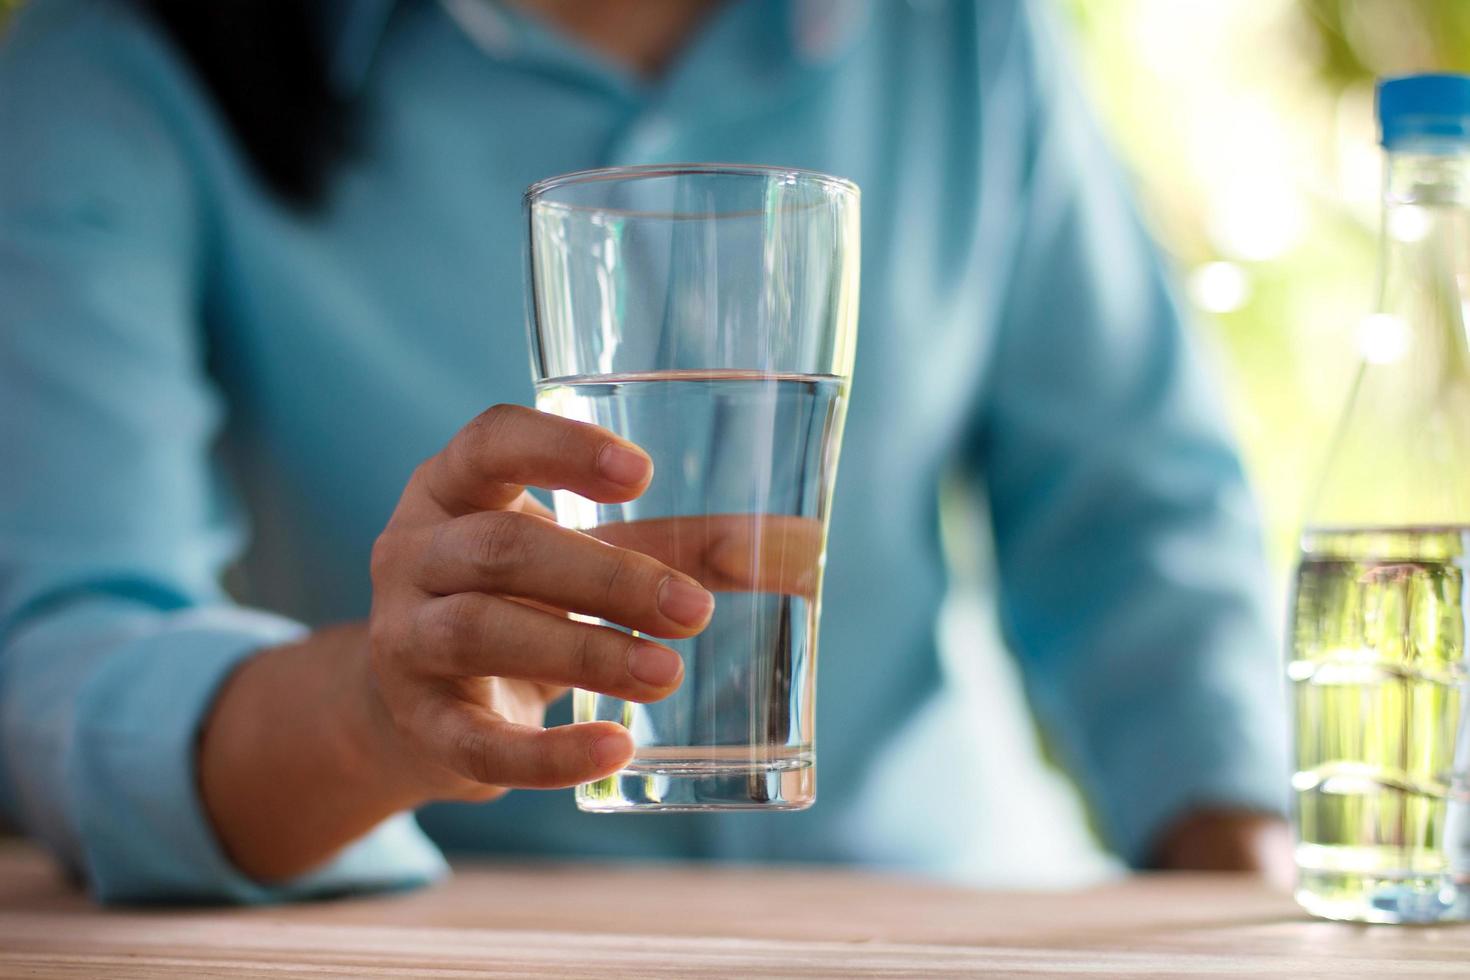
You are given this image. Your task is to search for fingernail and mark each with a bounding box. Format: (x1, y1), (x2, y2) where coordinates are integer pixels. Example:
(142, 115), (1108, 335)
(628, 643), (683, 687)
(591, 732), (632, 769)
(658, 577), (714, 628)
(598, 444), (651, 487)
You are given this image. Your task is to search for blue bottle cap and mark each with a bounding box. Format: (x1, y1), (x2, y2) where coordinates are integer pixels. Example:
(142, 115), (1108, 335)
(1378, 74), (1470, 150)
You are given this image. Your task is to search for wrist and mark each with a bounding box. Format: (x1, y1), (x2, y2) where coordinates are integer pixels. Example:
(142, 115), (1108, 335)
(333, 623), (436, 812)
(198, 622), (439, 882)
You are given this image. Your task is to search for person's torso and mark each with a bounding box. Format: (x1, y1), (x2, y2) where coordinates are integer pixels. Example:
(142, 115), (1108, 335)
(200, 0), (1029, 868)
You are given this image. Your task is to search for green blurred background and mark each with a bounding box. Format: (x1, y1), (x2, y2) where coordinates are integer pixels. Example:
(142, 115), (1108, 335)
(1063, 0), (1470, 570)
(4, 0), (1462, 569)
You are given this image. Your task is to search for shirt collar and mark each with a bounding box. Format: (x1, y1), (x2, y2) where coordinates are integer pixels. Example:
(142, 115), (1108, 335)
(788, 0), (870, 64)
(322, 0), (871, 98)
(320, 0), (400, 97)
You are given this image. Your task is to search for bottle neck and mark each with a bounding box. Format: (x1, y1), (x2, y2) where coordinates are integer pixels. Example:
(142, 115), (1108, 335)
(1303, 146), (1470, 529)
(1378, 149), (1470, 318)
(1384, 148), (1470, 207)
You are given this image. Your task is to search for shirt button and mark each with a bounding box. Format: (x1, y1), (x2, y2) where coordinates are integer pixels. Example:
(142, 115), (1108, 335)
(623, 113), (676, 160)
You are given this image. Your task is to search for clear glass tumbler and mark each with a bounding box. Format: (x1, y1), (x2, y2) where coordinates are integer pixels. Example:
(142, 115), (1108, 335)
(524, 164), (859, 811)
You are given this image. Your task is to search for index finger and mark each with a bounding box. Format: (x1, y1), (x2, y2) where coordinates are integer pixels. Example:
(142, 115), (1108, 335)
(412, 404), (653, 520)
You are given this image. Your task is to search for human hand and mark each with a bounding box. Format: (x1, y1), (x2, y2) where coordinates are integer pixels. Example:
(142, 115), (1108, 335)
(200, 404), (828, 881)
(1151, 809), (1294, 890)
(364, 404), (717, 804)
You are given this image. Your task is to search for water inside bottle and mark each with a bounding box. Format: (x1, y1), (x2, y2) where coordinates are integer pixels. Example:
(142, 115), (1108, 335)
(1289, 525), (1470, 922)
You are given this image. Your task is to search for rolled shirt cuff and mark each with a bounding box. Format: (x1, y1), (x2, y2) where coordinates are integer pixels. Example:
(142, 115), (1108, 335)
(68, 605), (448, 903)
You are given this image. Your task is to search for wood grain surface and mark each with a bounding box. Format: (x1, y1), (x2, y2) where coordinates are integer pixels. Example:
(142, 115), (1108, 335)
(0, 842), (1465, 977)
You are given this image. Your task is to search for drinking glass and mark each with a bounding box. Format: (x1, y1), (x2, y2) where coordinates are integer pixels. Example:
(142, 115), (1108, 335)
(524, 164), (859, 811)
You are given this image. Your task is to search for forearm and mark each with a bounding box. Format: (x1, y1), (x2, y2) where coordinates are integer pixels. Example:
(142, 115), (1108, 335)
(198, 622), (426, 882)
(198, 407), (685, 884)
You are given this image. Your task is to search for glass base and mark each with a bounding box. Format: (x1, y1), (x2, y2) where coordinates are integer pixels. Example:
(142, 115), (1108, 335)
(576, 750), (814, 812)
(1296, 870), (1470, 923)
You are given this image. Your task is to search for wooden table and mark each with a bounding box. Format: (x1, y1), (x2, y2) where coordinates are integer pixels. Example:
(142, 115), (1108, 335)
(0, 843), (1466, 977)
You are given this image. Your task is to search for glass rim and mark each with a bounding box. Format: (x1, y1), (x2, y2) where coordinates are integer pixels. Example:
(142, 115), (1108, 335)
(524, 162), (860, 215)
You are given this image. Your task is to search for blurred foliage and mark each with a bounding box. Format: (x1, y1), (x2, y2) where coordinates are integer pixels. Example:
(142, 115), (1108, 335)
(1063, 0), (1470, 571)
(1304, 0), (1470, 82)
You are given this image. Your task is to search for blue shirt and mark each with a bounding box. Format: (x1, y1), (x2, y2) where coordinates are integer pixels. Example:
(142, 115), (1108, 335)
(0, 0), (1286, 902)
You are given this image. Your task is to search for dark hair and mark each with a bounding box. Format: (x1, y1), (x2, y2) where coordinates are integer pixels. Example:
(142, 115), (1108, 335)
(141, 0), (355, 208)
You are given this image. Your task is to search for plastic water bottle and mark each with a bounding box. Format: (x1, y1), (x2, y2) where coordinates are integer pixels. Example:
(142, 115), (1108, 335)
(1289, 74), (1470, 923)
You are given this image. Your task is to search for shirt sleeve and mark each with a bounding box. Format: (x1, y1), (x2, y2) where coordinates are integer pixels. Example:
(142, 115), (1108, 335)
(0, 1), (447, 902)
(971, 2), (1288, 865)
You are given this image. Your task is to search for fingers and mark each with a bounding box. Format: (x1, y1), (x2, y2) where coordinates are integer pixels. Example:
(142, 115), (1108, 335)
(427, 702), (635, 790)
(589, 515), (825, 597)
(409, 510), (715, 637)
(416, 404), (653, 518)
(403, 593), (684, 701)
(516, 493), (557, 522)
